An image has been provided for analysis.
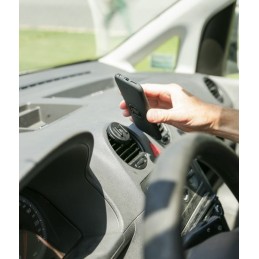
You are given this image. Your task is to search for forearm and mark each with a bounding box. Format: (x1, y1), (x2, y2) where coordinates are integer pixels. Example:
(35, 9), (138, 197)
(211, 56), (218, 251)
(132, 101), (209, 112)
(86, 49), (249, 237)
(207, 104), (239, 142)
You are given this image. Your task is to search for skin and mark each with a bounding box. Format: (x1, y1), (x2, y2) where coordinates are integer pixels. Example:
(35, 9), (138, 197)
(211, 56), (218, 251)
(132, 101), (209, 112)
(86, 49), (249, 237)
(119, 83), (239, 142)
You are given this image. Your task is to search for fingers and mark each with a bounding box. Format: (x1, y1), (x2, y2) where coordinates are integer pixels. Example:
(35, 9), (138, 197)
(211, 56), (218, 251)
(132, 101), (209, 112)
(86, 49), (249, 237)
(141, 83), (171, 98)
(119, 100), (127, 109)
(146, 108), (173, 123)
(142, 83), (181, 95)
(122, 109), (131, 117)
(120, 83), (181, 119)
(141, 84), (173, 107)
(148, 97), (172, 109)
(120, 100), (131, 117)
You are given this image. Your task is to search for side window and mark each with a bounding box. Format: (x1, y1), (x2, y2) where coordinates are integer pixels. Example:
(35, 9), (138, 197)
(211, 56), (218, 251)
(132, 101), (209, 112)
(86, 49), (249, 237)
(134, 36), (180, 72)
(224, 4), (239, 78)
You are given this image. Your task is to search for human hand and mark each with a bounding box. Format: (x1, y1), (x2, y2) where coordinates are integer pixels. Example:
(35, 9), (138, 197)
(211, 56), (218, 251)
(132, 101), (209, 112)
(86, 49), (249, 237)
(119, 83), (220, 134)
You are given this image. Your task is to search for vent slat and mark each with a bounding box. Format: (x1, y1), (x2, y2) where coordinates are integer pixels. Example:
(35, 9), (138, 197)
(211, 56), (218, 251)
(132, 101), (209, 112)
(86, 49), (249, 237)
(124, 148), (140, 163)
(115, 145), (125, 153)
(120, 145), (140, 161)
(120, 143), (138, 158)
(204, 77), (223, 103)
(107, 133), (142, 167)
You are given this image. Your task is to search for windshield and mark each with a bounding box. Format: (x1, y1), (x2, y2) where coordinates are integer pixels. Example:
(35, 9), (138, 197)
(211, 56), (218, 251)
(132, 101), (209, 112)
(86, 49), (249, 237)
(20, 0), (179, 74)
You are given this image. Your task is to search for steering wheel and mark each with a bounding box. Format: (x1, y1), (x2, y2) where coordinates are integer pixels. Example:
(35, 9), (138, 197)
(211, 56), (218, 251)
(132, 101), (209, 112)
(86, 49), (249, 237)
(143, 133), (239, 259)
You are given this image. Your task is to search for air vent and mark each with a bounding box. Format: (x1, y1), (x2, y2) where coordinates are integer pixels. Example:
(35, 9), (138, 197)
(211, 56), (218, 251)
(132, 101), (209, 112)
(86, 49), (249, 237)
(107, 122), (147, 169)
(204, 77), (224, 103)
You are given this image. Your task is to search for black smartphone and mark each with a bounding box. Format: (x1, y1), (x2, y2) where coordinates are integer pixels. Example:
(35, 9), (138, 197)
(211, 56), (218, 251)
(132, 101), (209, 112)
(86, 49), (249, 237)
(115, 73), (162, 140)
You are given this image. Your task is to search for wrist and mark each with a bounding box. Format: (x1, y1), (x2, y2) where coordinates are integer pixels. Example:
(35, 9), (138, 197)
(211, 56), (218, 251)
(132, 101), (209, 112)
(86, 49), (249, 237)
(207, 105), (239, 142)
(207, 104), (222, 132)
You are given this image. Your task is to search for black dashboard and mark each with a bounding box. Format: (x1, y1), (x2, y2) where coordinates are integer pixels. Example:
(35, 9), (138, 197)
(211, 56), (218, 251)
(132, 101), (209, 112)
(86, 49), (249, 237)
(19, 61), (238, 258)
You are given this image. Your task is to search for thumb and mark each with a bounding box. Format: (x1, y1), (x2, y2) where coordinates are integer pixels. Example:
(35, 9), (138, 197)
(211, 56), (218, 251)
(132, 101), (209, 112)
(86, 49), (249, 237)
(146, 108), (173, 123)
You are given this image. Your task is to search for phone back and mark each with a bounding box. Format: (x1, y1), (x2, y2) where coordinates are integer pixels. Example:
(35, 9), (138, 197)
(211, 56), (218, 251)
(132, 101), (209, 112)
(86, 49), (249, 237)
(115, 73), (162, 140)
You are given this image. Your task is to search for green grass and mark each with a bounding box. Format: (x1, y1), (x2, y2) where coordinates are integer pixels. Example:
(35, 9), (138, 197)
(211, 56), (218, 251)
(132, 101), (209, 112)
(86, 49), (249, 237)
(20, 29), (239, 78)
(19, 28), (179, 73)
(225, 73), (239, 79)
(20, 29), (97, 73)
(134, 36), (180, 72)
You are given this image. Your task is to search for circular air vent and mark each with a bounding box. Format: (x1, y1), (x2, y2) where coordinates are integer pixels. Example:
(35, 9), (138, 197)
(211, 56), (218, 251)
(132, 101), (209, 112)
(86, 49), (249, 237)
(204, 77), (224, 103)
(107, 122), (148, 169)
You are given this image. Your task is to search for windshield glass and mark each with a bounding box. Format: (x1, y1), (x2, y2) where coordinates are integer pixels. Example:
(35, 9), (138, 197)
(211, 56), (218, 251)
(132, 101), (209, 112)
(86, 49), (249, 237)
(20, 0), (179, 74)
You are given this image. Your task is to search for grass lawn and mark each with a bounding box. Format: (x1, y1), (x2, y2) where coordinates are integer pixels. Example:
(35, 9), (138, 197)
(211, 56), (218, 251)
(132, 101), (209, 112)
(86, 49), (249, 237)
(20, 29), (239, 79)
(134, 36), (180, 72)
(226, 73), (239, 79)
(19, 29), (180, 73)
(20, 29), (97, 73)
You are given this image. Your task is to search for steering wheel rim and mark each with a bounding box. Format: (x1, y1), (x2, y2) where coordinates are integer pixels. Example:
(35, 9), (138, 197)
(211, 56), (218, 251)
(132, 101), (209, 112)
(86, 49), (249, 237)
(144, 133), (239, 259)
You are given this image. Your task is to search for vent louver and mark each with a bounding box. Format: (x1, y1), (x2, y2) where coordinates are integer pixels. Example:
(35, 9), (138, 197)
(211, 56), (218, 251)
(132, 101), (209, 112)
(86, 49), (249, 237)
(107, 122), (147, 169)
(108, 136), (141, 163)
(204, 77), (224, 103)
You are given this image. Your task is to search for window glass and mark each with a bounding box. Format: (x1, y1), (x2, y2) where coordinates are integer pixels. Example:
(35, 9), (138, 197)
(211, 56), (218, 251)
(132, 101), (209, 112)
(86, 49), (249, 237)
(134, 36), (180, 72)
(19, 0), (179, 73)
(224, 3), (239, 78)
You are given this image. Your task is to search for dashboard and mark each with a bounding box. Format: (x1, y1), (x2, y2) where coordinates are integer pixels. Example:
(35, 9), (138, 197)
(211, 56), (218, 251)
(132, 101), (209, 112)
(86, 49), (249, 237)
(19, 61), (238, 258)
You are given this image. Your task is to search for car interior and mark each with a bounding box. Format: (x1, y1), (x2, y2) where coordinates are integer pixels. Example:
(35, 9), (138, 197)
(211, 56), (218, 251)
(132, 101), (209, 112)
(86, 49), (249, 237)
(19, 0), (239, 258)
